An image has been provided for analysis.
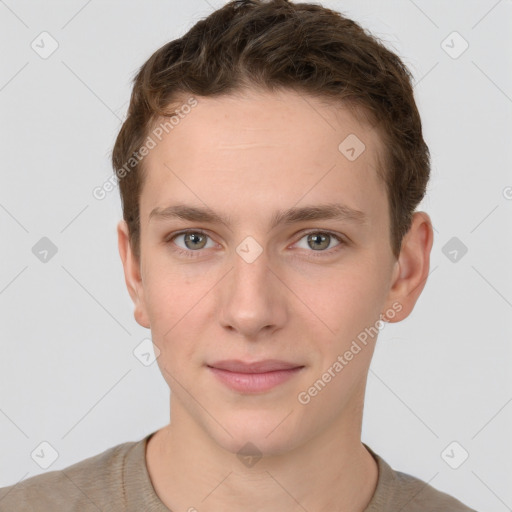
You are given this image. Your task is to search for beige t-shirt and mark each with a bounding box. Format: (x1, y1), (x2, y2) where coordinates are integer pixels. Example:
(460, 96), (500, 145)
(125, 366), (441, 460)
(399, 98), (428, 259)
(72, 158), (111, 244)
(0, 433), (477, 511)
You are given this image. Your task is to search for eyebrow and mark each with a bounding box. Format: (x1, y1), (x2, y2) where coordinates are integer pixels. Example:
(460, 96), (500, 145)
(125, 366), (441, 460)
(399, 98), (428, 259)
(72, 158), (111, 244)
(149, 203), (367, 230)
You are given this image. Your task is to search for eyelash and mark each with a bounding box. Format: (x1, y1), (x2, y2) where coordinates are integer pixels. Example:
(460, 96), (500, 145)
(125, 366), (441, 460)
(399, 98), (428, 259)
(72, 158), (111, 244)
(165, 229), (347, 259)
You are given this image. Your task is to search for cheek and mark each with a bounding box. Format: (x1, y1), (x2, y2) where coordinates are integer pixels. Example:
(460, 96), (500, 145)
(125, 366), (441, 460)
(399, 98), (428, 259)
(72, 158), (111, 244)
(295, 255), (387, 342)
(143, 246), (211, 315)
(141, 260), (213, 358)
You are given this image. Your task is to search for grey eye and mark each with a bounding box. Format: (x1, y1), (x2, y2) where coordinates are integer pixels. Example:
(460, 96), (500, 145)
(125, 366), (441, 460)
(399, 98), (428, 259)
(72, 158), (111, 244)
(295, 232), (341, 251)
(174, 231), (212, 250)
(307, 233), (330, 250)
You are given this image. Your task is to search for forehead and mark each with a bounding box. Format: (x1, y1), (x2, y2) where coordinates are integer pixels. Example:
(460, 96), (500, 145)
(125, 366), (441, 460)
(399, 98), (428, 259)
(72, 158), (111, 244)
(140, 89), (387, 228)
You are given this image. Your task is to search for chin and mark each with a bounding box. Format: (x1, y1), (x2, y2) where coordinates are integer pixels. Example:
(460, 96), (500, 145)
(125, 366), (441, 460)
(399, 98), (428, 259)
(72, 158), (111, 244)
(208, 408), (306, 458)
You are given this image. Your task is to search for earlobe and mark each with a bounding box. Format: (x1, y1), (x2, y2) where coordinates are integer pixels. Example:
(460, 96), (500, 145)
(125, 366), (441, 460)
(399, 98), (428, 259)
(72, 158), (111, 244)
(117, 220), (151, 329)
(383, 211), (434, 324)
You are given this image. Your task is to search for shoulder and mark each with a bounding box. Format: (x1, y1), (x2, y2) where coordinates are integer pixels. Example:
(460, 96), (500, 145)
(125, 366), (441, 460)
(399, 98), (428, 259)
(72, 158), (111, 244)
(363, 444), (478, 512)
(0, 438), (142, 512)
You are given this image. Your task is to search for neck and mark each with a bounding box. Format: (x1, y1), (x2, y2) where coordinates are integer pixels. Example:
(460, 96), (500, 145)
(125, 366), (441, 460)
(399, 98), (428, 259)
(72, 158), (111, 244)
(146, 399), (378, 512)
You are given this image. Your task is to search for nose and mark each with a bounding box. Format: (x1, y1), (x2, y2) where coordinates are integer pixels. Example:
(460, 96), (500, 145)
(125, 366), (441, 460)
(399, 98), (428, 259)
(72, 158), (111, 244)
(218, 244), (288, 339)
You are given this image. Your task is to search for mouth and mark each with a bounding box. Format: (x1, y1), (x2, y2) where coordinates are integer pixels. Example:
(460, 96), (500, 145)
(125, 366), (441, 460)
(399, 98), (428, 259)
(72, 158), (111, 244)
(206, 359), (305, 393)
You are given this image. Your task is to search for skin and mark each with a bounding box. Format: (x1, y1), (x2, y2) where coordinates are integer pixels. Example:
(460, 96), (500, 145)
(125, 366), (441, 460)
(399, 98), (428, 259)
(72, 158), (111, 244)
(117, 88), (433, 512)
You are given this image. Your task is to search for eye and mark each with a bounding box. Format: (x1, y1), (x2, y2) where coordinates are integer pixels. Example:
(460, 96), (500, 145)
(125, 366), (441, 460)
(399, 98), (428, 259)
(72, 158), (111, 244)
(293, 231), (344, 254)
(168, 230), (216, 255)
(166, 229), (346, 259)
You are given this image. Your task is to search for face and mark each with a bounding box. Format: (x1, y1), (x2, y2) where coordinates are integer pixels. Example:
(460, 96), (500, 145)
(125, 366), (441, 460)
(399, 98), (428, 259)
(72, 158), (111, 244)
(118, 88), (431, 456)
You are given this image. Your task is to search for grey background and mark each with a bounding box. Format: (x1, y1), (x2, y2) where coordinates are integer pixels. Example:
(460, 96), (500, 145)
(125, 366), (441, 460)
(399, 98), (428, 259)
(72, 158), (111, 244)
(1, 1), (511, 510)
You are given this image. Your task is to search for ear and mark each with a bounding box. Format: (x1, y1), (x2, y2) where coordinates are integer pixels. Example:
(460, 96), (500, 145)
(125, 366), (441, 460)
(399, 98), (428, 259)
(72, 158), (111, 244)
(382, 211), (434, 323)
(117, 220), (151, 329)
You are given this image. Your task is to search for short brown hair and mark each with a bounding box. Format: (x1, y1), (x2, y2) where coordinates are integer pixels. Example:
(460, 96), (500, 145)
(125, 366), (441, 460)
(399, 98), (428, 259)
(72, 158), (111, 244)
(112, 0), (430, 261)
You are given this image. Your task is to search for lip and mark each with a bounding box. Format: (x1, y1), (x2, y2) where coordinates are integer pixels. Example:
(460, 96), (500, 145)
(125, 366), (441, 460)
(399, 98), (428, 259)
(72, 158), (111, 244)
(207, 359), (304, 393)
(208, 359), (303, 373)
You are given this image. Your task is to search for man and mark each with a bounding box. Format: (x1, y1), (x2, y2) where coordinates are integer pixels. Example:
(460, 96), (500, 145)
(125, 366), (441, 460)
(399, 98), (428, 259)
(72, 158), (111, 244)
(0, 0), (477, 510)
